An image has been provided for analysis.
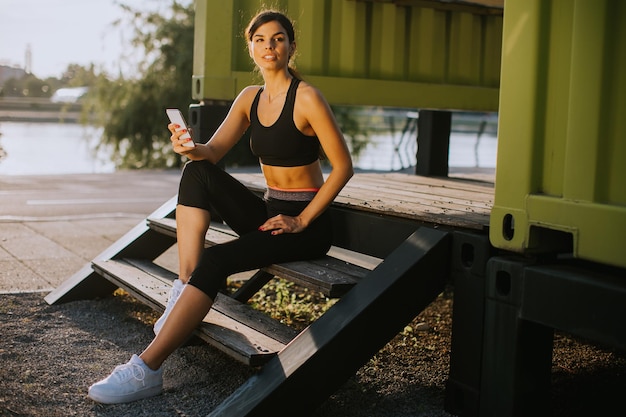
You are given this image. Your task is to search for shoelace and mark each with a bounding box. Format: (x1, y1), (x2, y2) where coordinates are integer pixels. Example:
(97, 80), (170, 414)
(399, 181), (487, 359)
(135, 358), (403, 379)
(111, 363), (146, 386)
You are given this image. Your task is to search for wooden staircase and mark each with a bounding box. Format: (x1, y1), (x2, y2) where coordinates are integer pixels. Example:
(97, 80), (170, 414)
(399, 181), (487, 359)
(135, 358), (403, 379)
(46, 197), (372, 366)
(45, 174), (455, 415)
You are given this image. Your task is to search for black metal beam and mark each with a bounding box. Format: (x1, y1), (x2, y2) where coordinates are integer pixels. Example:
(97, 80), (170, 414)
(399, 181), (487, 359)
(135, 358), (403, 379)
(329, 206), (421, 259)
(521, 263), (626, 350)
(479, 257), (626, 416)
(208, 227), (450, 417)
(416, 110), (452, 176)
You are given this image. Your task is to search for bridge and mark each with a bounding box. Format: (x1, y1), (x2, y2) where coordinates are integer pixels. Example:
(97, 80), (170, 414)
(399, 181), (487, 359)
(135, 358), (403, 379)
(0, 96), (85, 123)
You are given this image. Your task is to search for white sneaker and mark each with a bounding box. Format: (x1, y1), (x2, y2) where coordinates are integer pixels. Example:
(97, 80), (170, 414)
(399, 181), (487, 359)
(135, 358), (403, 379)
(154, 279), (185, 335)
(88, 354), (163, 404)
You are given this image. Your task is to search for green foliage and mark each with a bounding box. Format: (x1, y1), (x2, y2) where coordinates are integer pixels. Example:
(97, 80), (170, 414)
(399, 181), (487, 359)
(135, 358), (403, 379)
(332, 105), (371, 158)
(1, 74), (52, 98)
(61, 63), (100, 88)
(85, 1), (196, 169)
(247, 278), (337, 331)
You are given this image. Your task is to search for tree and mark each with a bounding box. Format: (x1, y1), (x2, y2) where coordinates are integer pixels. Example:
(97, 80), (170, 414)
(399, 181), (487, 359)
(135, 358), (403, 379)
(87, 1), (195, 169)
(2, 73), (51, 98)
(332, 105), (371, 158)
(61, 63), (99, 87)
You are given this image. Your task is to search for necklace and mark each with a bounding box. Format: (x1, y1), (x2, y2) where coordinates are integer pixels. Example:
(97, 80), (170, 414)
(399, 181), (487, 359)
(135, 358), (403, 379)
(263, 77), (293, 103)
(265, 90), (287, 103)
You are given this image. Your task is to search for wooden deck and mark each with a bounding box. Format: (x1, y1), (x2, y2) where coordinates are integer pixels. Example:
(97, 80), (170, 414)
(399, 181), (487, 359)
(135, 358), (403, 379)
(233, 172), (494, 232)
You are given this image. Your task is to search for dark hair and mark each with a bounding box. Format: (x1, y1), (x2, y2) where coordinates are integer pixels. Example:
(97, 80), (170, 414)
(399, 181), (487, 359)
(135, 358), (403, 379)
(245, 10), (301, 80)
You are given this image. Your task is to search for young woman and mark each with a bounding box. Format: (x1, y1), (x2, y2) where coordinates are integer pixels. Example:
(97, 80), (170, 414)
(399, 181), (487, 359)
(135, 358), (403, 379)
(88, 10), (353, 404)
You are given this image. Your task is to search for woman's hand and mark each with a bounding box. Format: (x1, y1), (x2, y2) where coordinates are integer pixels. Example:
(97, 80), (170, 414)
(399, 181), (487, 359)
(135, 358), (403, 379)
(168, 123), (195, 155)
(258, 214), (307, 235)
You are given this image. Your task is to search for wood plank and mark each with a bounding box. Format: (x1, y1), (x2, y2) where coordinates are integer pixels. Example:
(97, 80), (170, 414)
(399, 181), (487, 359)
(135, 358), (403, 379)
(92, 259), (172, 312)
(211, 293), (298, 345)
(147, 217), (237, 246)
(115, 258), (298, 345)
(377, 172), (494, 194)
(337, 187), (491, 217)
(356, 173), (494, 204)
(91, 258), (298, 366)
(336, 194), (488, 230)
(337, 187), (491, 213)
(264, 257), (367, 297)
(334, 176), (494, 214)
(148, 217), (368, 297)
(232, 172), (493, 231)
(327, 246), (382, 270)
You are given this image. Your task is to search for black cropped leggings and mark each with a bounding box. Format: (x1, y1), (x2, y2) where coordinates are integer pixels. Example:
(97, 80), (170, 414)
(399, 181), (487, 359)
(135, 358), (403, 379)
(177, 160), (333, 300)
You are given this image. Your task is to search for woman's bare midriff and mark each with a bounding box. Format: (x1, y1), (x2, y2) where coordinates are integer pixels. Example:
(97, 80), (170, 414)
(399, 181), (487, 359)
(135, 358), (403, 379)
(261, 160), (324, 190)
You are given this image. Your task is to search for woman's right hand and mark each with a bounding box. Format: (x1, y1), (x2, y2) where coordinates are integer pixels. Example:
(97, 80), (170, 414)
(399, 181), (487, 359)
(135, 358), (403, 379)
(168, 123), (195, 155)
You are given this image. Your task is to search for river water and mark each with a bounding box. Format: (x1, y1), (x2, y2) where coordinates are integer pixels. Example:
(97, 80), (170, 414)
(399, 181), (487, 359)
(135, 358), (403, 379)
(0, 120), (496, 175)
(0, 122), (114, 175)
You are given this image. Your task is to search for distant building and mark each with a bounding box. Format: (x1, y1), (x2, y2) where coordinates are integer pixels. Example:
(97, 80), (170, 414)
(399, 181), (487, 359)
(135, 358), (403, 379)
(50, 87), (89, 103)
(0, 65), (27, 84)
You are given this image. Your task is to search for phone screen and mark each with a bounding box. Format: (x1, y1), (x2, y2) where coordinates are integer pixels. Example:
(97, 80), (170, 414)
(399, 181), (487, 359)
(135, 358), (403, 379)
(166, 108), (195, 148)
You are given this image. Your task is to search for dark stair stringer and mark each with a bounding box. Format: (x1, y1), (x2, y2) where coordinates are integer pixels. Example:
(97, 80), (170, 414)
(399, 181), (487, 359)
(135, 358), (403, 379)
(44, 196), (178, 305)
(208, 227), (450, 417)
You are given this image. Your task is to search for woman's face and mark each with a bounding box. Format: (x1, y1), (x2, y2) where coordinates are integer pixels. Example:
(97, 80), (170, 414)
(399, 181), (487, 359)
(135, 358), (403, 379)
(249, 20), (294, 72)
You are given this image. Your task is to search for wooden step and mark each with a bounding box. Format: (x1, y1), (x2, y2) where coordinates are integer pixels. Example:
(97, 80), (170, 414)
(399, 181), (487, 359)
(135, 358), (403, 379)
(147, 217), (370, 297)
(92, 258), (298, 366)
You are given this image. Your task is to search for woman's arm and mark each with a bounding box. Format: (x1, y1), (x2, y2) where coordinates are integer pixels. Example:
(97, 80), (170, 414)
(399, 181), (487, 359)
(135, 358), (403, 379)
(259, 83), (353, 235)
(298, 84), (353, 225)
(169, 87), (259, 163)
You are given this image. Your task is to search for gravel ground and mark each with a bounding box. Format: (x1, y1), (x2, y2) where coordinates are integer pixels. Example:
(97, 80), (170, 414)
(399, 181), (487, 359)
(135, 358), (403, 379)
(1, 290), (624, 417)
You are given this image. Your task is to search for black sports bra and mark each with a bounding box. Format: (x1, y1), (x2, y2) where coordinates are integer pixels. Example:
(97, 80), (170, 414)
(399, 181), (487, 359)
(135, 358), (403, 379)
(249, 78), (321, 167)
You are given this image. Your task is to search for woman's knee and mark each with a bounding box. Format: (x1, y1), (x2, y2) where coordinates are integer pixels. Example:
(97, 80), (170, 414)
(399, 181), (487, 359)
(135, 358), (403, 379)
(180, 160), (218, 184)
(178, 161), (218, 209)
(188, 248), (230, 299)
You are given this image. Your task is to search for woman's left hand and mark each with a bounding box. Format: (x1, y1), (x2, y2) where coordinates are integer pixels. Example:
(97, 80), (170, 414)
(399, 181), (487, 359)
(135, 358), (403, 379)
(258, 214), (306, 235)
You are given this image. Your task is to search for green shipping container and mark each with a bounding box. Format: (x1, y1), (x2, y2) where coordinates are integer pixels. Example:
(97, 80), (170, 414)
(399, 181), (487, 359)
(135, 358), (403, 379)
(192, 0), (502, 111)
(490, 0), (626, 269)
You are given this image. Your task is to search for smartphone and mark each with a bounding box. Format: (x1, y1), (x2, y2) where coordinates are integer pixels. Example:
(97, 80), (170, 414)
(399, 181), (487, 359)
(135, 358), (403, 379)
(166, 108), (195, 148)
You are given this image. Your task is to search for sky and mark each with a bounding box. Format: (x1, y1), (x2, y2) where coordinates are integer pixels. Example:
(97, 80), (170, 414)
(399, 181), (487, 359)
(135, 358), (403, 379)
(0, 0), (190, 79)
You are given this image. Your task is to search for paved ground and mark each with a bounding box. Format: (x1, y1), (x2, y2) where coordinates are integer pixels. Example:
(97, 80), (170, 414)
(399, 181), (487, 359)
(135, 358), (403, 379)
(0, 170), (182, 293)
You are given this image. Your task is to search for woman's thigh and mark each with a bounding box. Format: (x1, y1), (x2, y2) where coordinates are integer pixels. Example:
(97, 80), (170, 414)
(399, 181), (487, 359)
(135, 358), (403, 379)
(212, 225), (331, 273)
(188, 212), (332, 298)
(177, 161), (267, 235)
